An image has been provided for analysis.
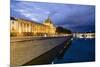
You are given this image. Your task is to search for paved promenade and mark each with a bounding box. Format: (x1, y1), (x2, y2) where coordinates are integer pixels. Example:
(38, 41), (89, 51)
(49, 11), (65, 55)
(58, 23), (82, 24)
(11, 36), (71, 66)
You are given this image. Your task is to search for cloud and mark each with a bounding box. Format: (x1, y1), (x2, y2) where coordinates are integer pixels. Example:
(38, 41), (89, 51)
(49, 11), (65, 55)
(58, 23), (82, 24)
(14, 9), (25, 13)
(11, 1), (95, 32)
(21, 13), (32, 17)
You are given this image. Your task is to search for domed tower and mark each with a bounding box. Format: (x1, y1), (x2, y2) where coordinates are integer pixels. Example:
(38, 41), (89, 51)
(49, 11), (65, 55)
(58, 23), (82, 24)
(43, 17), (53, 26)
(43, 17), (56, 35)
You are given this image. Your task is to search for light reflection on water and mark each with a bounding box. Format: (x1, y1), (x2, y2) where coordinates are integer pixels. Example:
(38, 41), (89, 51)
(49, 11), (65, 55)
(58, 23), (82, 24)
(53, 38), (95, 64)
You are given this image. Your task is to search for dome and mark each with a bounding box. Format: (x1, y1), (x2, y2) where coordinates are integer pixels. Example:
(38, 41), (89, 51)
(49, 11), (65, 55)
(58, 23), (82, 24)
(44, 17), (52, 24)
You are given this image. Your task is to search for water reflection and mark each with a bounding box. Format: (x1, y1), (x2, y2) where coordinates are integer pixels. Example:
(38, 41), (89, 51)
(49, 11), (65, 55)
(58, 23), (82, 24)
(55, 41), (72, 60)
(53, 38), (95, 64)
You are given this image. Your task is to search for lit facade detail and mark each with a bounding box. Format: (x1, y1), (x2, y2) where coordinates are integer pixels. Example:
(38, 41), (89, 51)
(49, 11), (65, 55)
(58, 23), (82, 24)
(10, 17), (56, 36)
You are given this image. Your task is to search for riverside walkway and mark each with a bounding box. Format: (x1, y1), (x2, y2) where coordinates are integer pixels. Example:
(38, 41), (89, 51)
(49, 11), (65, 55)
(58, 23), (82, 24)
(10, 36), (72, 66)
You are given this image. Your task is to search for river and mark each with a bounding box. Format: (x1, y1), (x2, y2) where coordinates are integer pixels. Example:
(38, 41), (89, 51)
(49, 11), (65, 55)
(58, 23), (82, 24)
(53, 38), (95, 64)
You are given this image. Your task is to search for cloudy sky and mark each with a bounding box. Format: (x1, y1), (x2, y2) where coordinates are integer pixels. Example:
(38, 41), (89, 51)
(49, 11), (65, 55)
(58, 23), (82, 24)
(10, 1), (95, 32)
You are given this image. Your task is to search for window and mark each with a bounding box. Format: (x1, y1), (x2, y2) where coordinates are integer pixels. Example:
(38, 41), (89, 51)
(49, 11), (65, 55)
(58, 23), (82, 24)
(12, 21), (14, 24)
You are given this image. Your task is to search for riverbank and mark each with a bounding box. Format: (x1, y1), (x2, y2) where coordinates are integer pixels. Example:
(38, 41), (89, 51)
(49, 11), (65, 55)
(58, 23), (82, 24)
(11, 36), (72, 66)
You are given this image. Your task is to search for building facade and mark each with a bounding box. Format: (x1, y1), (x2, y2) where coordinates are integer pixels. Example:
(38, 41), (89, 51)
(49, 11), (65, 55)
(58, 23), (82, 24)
(10, 17), (56, 36)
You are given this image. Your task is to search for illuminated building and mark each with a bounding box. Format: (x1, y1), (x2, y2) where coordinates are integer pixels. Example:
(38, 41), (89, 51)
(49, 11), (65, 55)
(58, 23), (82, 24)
(10, 17), (56, 36)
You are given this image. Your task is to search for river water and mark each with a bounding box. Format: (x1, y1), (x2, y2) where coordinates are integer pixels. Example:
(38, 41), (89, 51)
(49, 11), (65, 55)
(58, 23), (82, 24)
(53, 38), (95, 64)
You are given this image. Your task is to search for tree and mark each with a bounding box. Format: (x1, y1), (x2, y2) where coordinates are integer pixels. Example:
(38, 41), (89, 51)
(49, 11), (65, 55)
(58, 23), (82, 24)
(56, 26), (71, 34)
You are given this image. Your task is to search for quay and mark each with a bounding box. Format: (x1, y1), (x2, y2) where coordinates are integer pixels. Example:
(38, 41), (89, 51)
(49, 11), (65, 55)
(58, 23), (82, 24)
(10, 36), (72, 66)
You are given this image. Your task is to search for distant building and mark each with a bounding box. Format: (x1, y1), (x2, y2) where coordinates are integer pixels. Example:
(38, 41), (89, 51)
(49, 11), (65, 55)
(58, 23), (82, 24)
(10, 17), (56, 36)
(73, 33), (95, 38)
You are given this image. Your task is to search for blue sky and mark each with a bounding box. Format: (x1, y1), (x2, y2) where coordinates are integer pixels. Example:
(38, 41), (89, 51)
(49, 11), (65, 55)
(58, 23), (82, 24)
(10, 1), (95, 32)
